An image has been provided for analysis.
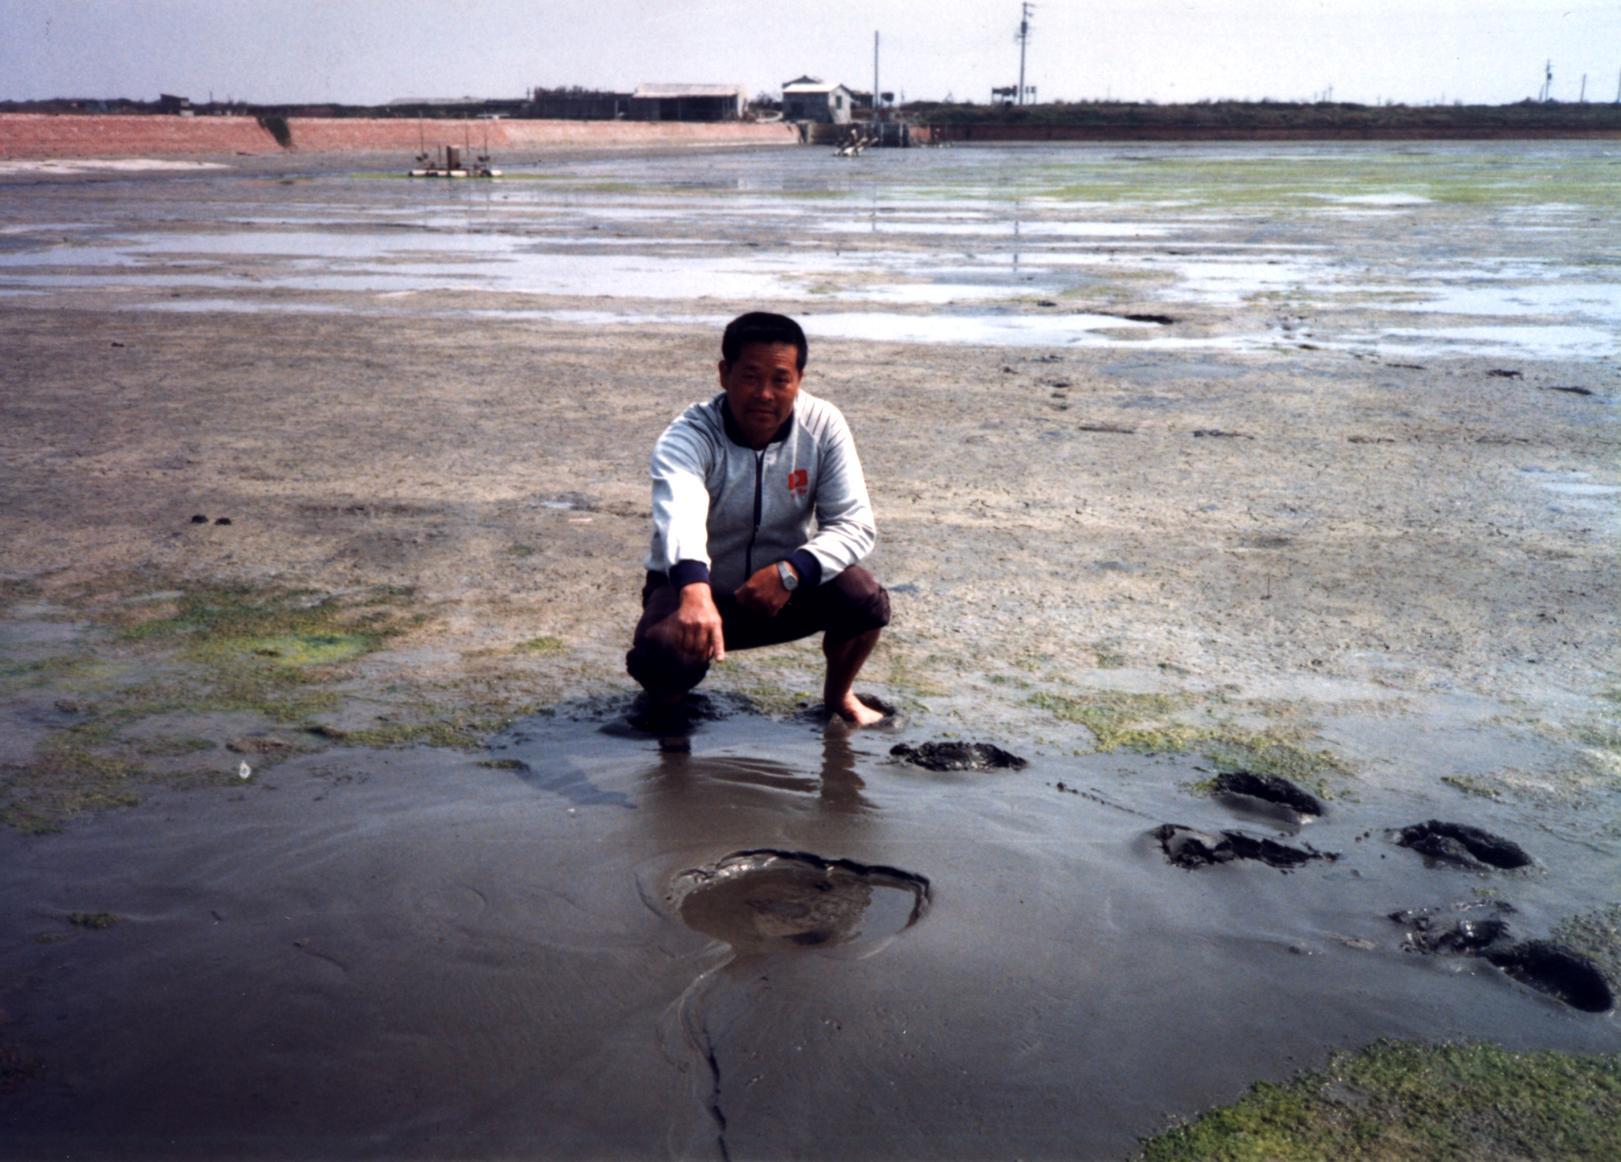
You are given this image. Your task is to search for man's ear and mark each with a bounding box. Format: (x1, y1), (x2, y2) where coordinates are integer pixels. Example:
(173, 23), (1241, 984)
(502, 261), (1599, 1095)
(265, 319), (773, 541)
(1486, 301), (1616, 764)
(717, 360), (730, 388)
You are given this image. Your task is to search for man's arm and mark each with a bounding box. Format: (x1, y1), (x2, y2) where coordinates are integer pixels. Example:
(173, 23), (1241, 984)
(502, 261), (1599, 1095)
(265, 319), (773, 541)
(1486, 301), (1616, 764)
(649, 418), (726, 660)
(800, 408), (876, 583)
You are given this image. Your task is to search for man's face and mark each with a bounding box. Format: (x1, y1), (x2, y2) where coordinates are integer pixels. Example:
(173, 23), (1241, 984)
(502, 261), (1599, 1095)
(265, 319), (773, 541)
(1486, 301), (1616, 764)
(719, 341), (802, 448)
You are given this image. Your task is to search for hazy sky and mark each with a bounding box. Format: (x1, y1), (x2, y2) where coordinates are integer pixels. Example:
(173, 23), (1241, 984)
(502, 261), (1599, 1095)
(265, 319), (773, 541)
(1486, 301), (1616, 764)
(3, 0), (1617, 107)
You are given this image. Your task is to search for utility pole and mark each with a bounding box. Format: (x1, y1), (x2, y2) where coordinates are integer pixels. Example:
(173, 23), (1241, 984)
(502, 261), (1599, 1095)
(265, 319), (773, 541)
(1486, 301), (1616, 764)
(1580, 73), (1587, 102)
(1016, 3), (1034, 106)
(874, 31), (880, 121)
(1540, 59), (1552, 102)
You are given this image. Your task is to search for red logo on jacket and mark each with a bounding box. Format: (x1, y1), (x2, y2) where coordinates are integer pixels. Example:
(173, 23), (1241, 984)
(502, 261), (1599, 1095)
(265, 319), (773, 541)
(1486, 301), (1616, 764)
(786, 468), (809, 499)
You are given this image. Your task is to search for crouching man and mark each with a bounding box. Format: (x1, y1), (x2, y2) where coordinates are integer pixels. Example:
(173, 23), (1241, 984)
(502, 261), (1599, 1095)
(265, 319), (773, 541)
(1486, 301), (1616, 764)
(626, 312), (890, 726)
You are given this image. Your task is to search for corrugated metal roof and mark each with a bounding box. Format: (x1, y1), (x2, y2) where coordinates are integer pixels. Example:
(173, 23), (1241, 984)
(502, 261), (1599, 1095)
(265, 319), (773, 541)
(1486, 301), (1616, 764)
(632, 84), (745, 99)
(783, 81), (848, 95)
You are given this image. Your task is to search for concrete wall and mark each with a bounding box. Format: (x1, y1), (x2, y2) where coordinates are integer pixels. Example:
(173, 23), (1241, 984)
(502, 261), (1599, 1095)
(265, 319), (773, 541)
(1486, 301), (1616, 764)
(0, 114), (799, 158)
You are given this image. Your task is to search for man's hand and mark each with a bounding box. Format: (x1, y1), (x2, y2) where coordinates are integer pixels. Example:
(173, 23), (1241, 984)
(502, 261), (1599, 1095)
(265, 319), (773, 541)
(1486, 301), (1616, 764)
(674, 583), (725, 663)
(734, 561), (796, 618)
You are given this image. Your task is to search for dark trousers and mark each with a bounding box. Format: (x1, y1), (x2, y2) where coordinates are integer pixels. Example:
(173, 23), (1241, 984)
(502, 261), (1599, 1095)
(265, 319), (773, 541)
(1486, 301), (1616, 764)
(625, 566), (891, 698)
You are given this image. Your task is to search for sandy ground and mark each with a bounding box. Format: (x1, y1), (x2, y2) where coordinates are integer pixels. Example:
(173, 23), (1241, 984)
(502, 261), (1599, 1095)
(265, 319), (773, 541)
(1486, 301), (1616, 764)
(1, 146), (1618, 1158)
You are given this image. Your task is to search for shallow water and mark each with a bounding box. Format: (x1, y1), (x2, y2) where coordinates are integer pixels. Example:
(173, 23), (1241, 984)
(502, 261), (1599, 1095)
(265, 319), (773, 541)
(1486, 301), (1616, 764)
(2, 141), (1618, 358)
(3, 702), (1616, 1158)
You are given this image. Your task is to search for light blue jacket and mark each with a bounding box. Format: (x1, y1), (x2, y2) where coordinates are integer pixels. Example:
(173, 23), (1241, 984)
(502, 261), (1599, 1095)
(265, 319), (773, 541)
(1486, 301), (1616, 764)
(644, 390), (876, 594)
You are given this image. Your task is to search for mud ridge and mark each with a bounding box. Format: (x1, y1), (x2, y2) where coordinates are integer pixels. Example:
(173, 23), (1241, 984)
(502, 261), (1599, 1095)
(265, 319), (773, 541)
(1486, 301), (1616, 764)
(1152, 824), (1336, 870)
(890, 741), (1027, 771)
(1396, 820), (1533, 871)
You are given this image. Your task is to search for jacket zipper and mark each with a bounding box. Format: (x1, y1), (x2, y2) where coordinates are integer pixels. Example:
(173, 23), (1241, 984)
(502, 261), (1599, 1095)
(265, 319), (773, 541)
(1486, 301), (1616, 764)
(744, 449), (764, 578)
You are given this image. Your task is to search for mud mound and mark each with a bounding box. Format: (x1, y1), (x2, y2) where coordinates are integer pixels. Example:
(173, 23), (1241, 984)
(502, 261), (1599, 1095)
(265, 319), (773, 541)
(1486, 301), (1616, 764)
(1486, 941), (1614, 1013)
(1389, 903), (1514, 955)
(1151, 824), (1333, 870)
(668, 850), (929, 952)
(889, 741), (1027, 772)
(1397, 820), (1532, 871)
(1211, 770), (1324, 820)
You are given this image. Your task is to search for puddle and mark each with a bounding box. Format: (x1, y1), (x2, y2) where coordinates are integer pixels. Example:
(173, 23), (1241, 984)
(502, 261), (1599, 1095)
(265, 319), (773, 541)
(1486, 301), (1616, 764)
(667, 849), (929, 953)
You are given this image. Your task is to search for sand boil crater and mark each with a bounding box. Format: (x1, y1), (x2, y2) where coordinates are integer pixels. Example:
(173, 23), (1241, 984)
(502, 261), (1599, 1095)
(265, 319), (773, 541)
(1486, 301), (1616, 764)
(667, 850), (930, 953)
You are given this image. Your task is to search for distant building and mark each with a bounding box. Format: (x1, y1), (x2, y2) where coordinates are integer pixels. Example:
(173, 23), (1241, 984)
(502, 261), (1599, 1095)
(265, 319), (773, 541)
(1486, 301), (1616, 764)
(782, 77), (854, 124)
(630, 84), (746, 122)
(530, 88), (632, 120)
(158, 93), (192, 116)
(383, 96), (528, 119)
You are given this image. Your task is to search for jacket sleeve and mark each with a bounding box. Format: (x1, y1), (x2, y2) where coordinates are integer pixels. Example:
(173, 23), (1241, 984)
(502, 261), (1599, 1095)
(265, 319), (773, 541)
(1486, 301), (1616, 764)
(802, 408), (876, 583)
(648, 416), (714, 579)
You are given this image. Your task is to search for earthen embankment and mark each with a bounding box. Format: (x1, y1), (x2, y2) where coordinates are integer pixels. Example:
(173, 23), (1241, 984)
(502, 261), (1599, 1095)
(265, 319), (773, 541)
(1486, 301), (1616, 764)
(0, 114), (798, 159)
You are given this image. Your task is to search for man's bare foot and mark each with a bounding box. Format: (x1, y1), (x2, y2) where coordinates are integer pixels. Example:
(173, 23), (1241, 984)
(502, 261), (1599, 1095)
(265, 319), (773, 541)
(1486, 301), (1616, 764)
(832, 693), (887, 727)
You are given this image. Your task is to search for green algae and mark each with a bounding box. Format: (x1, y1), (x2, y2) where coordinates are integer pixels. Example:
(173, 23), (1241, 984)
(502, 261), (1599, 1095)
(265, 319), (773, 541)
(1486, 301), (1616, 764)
(1030, 689), (1352, 794)
(0, 583), (420, 832)
(1138, 1041), (1621, 1162)
(1441, 773), (1505, 800)
(67, 911), (121, 930)
(514, 635), (566, 656)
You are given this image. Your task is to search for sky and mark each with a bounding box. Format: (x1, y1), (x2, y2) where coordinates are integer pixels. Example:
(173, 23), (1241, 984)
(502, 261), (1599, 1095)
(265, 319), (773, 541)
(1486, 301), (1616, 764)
(2, 0), (1618, 108)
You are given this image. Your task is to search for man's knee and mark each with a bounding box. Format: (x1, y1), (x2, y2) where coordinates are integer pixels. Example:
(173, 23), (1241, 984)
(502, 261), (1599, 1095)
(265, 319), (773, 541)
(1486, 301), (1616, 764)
(622, 622), (706, 693)
(826, 566), (891, 639)
(626, 581), (709, 695)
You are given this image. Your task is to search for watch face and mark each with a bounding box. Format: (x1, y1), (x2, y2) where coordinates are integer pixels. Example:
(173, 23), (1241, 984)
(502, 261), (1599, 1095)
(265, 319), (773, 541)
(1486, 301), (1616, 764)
(778, 562), (798, 590)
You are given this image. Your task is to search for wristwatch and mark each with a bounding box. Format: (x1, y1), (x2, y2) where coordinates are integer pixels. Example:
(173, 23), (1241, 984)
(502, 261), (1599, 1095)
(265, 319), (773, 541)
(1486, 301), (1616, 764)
(776, 560), (799, 592)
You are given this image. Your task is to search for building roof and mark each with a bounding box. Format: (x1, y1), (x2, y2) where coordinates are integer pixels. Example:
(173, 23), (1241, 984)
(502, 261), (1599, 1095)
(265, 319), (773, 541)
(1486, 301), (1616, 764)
(632, 84), (745, 99)
(782, 79), (849, 95)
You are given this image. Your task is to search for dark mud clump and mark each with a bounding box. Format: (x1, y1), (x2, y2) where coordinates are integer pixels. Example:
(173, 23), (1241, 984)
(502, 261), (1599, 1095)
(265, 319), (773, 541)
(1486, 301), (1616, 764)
(1397, 820), (1532, 871)
(889, 741), (1027, 772)
(1151, 824), (1334, 870)
(1389, 903), (1514, 955)
(669, 850), (929, 952)
(1485, 941), (1615, 1013)
(1211, 770), (1324, 821)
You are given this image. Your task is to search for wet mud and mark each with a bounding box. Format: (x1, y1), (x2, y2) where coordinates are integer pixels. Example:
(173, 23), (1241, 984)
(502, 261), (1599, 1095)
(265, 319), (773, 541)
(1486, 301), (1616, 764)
(1211, 770), (1325, 823)
(668, 849), (929, 952)
(1390, 901), (1517, 954)
(1486, 941), (1615, 1014)
(1397, 820), (1534, 871)
(1388, 903), (1612, 1013)
(888, 740), (1027, 771)
(1151, 823), (1335, 870)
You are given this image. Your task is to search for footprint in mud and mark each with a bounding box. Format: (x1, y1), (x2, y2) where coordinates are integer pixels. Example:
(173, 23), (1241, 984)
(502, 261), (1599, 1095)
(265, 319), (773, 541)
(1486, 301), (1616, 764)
(1151, 823), (1336, 870)
(1389, 905), (1611, 1012)
(668, 850), (929, 953)
(1210, 770), (1324, 825)
(1396, 820), (1532, 871)
(889, 741), (1027, 772)
(1485, 941), (1614, 1013)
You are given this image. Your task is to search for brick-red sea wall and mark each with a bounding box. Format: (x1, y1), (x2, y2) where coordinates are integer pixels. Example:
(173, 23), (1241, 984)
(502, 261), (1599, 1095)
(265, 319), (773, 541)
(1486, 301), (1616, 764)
(0, 114), (800, 159)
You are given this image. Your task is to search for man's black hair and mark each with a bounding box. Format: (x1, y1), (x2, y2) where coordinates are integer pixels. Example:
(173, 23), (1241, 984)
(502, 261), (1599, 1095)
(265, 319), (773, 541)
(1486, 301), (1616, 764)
(721, 312), (808, 371)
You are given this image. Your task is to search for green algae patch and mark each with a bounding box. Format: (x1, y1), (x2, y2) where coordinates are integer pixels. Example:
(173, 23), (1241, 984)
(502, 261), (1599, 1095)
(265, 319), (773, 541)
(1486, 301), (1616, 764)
(1028, 690), (1197, 751)
(1, 725), (143, 834)
(67, 911), (121, 930)
(1030, 690), (1352, 795)
(1138, 1041), (1621, 1162)
(514, 635), (566, 656)
(1441, 773), (1505, 800)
